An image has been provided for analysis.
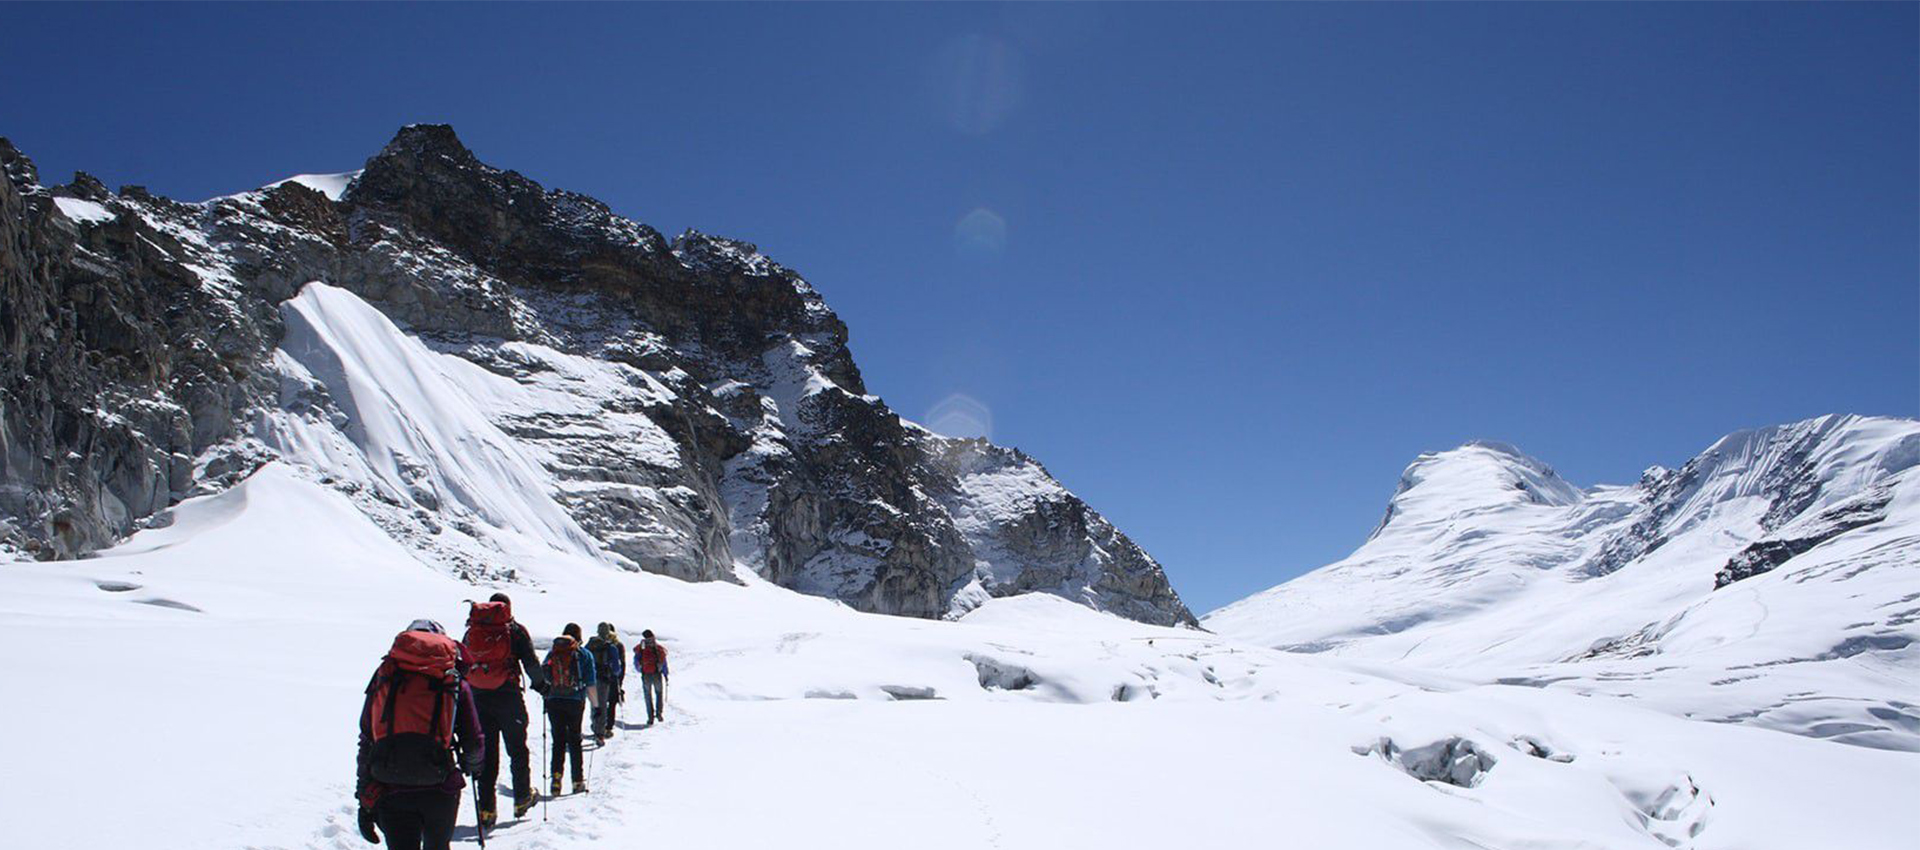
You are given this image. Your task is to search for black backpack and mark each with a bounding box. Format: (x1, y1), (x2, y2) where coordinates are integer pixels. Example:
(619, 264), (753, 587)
(589, 637), (621, 680)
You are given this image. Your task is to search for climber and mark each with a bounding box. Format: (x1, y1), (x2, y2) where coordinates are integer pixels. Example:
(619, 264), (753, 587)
(461, 593), (546, 826)
(634, 629), (670, 725)
(541, 622), (597, 795)
(585, 622), (626, 742)
(355, 619), (484, 850)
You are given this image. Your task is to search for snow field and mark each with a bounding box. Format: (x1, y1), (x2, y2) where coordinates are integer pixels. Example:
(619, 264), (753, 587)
(3, 465), (1914, 849)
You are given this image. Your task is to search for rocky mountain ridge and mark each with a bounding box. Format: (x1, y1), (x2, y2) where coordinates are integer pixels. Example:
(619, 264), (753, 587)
(0, 125), (1195, 626)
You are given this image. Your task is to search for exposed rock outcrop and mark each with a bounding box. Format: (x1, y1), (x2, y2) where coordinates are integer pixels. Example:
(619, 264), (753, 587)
(0, 126), (1196, 627)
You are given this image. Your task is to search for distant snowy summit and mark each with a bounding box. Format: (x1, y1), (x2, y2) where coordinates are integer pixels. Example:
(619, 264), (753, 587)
(1207, 414), (1920, 751)
(0, 126), (1195, 627)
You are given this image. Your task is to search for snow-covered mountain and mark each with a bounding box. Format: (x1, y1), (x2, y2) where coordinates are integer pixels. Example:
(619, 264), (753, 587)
(0, 126), (1192, 625)
(7, 456), (1915, 850)
(3, 129), (1913, 850)
(1206, 415), (1920, 751)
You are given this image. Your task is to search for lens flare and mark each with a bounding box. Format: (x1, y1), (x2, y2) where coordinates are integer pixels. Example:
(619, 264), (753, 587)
(925, 393), (994, 440)
(932, 33), (1024, 135)
(954, 207), (1008, 258)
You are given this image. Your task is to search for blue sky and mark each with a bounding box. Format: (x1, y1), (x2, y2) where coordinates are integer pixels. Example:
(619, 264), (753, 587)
(4, 3), (1914, 613)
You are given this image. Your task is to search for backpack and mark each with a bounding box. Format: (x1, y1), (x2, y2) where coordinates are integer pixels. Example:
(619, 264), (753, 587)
(463, 601), (515, 691)
(544, 637), (580, 693)
(636, 643), (666, 675)
(367, 630), (462, 787)
(589, 637), (621, 681)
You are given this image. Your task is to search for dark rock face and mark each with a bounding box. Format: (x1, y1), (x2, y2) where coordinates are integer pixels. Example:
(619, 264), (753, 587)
(0, 126), (1196, 626)
(1715, 487), (1893, 588)
(0, 142), (265, 558)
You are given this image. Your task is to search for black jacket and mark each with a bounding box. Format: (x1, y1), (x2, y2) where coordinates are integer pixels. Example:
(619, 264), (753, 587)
(475, 621), (544, 694)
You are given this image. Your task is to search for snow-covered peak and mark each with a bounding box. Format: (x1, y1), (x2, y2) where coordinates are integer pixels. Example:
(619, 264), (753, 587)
(1372, 440), (1583, 540)
(1669, 414), (1920, 530)
(1208, 414), (1920, 752)
(0, 125), (1191, 626)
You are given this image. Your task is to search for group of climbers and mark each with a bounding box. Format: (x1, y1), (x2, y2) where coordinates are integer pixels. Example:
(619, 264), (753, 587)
(353, 594), (671, 850)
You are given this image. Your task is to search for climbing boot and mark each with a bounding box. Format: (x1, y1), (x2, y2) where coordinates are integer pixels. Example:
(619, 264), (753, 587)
(478, 808), (497, 829)
(574, 779), (589, 795)
(513, 793), (538, 819)
(550, 775), (563, 796)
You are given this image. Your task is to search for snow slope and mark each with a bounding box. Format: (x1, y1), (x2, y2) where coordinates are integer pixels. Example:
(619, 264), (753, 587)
(265, 282), (607, 568)
(2, 460), (1914, 849)
(1206, 417), (1920, 752)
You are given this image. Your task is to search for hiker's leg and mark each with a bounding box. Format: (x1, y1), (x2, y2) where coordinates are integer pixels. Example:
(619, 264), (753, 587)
(418, 791), (459, 850)
(565, 701), (586, 776)
(593, 684), (609, 736)
(475, 696), (503, 814)
(547, 704), (566, 779)
(375, 793), (428, 850)
(585, 684), (601, 736)
(503, 696), (532, 801)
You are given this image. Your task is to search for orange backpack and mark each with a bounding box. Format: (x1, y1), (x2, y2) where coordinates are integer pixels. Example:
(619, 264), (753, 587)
(463, 602), (515, 691)
(367, 630), (462, 786)
(544, 636), (580, 693)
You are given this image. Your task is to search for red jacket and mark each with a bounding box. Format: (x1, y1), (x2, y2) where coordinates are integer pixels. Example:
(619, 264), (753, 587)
(634, 642), (669, 676)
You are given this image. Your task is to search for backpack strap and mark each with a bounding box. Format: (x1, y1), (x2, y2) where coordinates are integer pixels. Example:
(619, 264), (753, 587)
(378, 664), (403, 737)
(427, 677), (443, 743)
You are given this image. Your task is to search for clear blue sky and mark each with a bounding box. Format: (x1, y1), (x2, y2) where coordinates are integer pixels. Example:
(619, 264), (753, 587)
(4, 3), (1914, 613)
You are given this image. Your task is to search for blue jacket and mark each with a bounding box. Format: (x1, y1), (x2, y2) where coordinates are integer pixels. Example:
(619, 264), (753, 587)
(540, 637), (597, 701)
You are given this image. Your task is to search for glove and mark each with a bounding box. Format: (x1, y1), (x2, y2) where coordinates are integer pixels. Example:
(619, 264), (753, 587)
(531, 679), (550, 697)
(357, 806), (381, 844)
(459, 747), (483, 778)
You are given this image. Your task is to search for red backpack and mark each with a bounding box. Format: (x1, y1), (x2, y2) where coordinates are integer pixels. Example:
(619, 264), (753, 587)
(463, 601), (515, 691)
(544, 636), (579, 693)
(366, 630), (462, 786)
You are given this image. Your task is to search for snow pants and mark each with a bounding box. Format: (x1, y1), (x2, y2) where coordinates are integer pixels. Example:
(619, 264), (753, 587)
(375, 789), (460, 850)
(588, 682), (619, 736)
(546, 699), (586, 783)
(473, 686), (532, 814)
(641, 672), (665, 722)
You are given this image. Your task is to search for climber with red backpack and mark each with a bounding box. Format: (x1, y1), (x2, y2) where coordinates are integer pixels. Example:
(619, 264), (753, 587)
(355, 619), (484, 850)
(634, 629), (670, 725)
(461, 593), (546, 827)
(541, 622), (597, 795)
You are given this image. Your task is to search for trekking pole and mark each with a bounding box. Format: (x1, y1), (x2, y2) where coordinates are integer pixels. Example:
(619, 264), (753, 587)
(469, 777), (488, 849)
(540, 711), (549, 823)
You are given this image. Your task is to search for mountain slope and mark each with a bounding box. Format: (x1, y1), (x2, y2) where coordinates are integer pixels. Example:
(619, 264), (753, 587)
(1206, 415), (1920, 751)
(4, 464), (1913, 849)
(0, 126), (1194, 625)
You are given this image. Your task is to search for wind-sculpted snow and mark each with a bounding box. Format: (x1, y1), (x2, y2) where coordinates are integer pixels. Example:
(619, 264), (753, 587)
(1, 469), (1912, 848)
(267, 283), (606, 567)
(1207, 415), (1920, 752)
(0, 126), (1192, 625)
